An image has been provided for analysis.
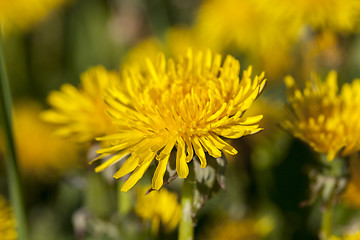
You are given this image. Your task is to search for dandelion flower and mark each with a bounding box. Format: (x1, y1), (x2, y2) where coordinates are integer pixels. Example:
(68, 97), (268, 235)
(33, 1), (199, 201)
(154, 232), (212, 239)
(123, 37), (164, 67)
(1, 100), (81, 179)
(278, 0), (360, 33)
(283, 71), (360, 161)
(124, 26), (204, 67)
(95, 49), (266, 191)
(0, 196), (17, 240)
(41, 66), (120, 143)
(329, 231), (360, 240)
(135, 187), (181, 233)
(194, 0), (296, 77)
(0, 0), (69, 34)
(202, 216), (273, 240)
(342, 157), (360, 207)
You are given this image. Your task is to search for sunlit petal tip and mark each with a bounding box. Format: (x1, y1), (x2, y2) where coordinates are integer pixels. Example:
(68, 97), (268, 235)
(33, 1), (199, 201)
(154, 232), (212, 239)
(284, 76), (295, 87)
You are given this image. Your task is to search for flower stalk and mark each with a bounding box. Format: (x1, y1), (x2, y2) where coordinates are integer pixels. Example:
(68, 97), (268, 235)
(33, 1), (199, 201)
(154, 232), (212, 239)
(179, 164), (195, 240)
(0, 32), (28, 240)
(318, 155), (348, 240)
(321, 205), (332, 239)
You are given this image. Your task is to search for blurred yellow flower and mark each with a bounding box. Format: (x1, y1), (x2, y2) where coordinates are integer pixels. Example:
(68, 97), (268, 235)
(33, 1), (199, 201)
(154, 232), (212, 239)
(342, 157), (360, 207)
(329, 231), (360, 240)
(0, 0), (69, 34)
(195, 0), (296, 76)
(135, 187), (181, 233)
(283, 71), (360, 161)
(0, 100), (81, 179)
(0, 196), (17, 240)
(203, 216), (273, 240)
(165, 27), (205, 58)
(124, 26), (204, 67)
(279, 0), (360, 33)
(123, 37), (163, 67)
(95, 49), (266, 192)
(42, 66), (119, 143)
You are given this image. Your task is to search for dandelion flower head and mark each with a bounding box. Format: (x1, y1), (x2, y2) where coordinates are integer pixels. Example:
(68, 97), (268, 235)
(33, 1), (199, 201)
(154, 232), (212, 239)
(278, 0), (360, 33)
(0, 196), (17, 240)
(329, 231), (360, 240)
(0, 0), (69, 34)
(41, 66), (120, 143)
(203, 216), (273, 240)
(135, 187), (181, 233)
(124, 26), (204, 67)
(1, 101), (81, 179)
(195, 0), (296, 77)
(95, 49), (266, 191)
(342, 157), (360, 207)
(283, 71), (360, 161)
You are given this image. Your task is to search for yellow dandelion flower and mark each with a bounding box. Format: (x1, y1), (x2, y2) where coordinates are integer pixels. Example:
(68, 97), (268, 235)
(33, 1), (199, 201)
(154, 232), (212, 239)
(194, 0), (296, 77)
(342, 157), (360, 207)
(135, 187), (181, 233)
(330, 231), (360, 240)
(1, 100), (81, 179)
(203, 216), (273, 240)
(95, 49), (266, 192)
(41, 66), (120, 143)
(166, 27), (205, 58)
(0, 196), (17, 240)
(124, 26), (204, 67)
(339, 79), (360, 156)
(283, 71), (360, 161)
(0, 0), (69, 34)
(123, 37), (164, 67)
(278, 0), (360, 33)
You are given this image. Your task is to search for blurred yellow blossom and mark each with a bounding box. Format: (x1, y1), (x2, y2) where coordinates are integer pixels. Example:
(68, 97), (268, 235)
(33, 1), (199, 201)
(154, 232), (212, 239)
(135, 187), (181, 233)
(329, 231), (360, 240)
(95, 49), (266, 191)
(278, 0), (360, 33)
(42, 66), (119, 143)
(124, 26), (204, 66)
(0, 0), (69, 34)
(123, 37), (163, 67)
(0, 196), (17, 240)
(342, 157), (360, 207)
(0, 100), (81, 179)
(195, 0), (296, 77)
(203, 216), (273, 240)
(165, 27), (205, 57)
(283, 71), (360, 161)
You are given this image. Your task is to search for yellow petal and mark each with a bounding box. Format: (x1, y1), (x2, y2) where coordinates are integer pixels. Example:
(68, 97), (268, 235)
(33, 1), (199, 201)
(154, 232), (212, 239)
(121, 160), (153, 192)
(199, 136), (222, 158)
(95, 150), (130, 172)
(208, 133), (238, 155)
(192, 136), (207, 168)
(113, 155), (139, 179)
(152, 155), (170, 190)
(176, 138), (189, 178)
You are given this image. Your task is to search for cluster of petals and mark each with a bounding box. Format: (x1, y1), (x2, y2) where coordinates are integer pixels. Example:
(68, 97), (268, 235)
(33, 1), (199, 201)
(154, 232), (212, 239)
(135, 187), (181, 233)
(0, 196), (17, 240)
(42, 66), (118, 143)
(0, 0), (68, 33)
(283, 71), (360, 160)
(95, 49), (266, 191)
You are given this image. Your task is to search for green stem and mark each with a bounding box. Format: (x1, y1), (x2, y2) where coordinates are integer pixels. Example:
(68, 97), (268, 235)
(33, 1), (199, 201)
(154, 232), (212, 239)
(0, 33), (28, 240)
(321, 206), (332, 239)
(117, 179), (131, 216)
(179, 177), (194, 240)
